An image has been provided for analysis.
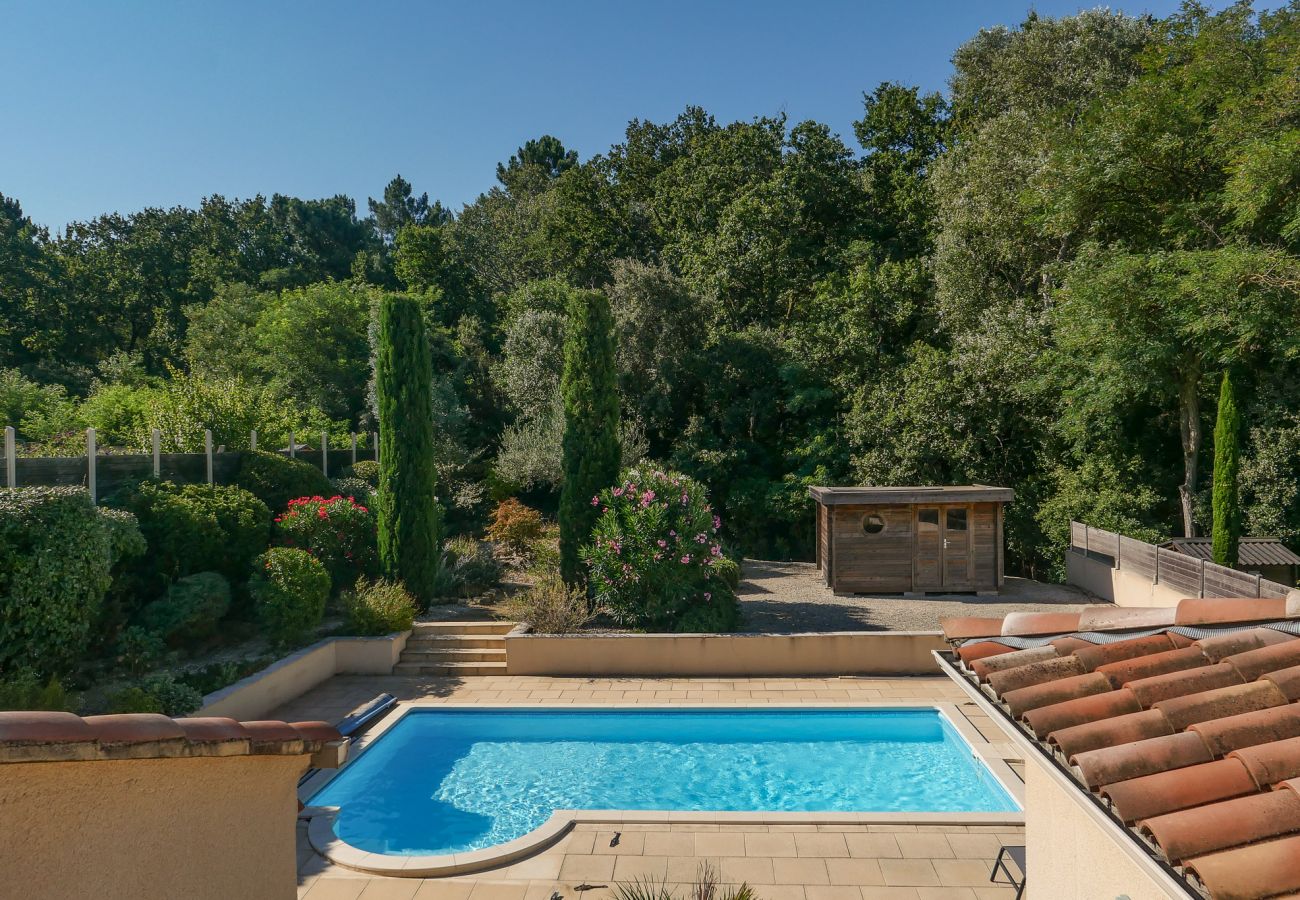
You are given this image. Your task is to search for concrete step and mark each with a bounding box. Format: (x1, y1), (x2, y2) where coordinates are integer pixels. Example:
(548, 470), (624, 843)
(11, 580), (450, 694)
(400, 648), (507, 663)
(393, 660), (509, 676)
(405, 635), (506, 650)
(412, 621), (515, 636)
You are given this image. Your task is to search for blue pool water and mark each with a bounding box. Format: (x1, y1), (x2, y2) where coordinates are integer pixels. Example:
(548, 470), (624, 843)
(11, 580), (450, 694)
(310, 708), (1017, 855)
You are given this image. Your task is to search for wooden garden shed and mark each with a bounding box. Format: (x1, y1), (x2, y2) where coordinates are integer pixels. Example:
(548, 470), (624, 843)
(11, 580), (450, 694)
(809, 486), (1014, 595)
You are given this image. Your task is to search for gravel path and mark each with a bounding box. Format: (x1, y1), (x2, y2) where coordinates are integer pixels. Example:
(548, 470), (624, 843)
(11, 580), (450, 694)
(737, 559), (1098, 633)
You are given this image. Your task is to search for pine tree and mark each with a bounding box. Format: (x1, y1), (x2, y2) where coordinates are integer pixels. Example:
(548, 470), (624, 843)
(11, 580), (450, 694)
(1212, 369), (1242, 567)
(374, 293), (442, 604)
(558, 288), (621, 586)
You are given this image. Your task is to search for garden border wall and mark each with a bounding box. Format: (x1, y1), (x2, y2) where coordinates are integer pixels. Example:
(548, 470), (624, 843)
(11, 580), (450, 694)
(196, 632), (408, 720)
(503, 627), (946, 676)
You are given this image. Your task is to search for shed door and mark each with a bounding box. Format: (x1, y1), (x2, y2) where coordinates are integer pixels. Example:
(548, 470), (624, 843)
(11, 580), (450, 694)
(914, 507), (942, 589)
(942, 505), (973, 589)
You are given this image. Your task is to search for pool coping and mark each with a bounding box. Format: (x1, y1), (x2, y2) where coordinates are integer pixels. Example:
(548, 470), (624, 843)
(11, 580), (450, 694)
(299, 701), (1026, 878)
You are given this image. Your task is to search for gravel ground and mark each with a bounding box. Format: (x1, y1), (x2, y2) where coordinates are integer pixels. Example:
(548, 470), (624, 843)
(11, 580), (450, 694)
(737, 559), (1098, 633)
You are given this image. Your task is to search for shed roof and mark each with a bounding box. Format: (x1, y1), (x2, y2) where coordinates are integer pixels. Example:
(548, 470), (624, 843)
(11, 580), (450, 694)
(1163, 538), (1300, 567)
(939, 595), (1300, 900)
(808, 485), (1014, 505)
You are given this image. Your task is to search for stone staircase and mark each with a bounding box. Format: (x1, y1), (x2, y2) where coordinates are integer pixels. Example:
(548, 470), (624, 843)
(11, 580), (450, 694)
(393, 621), (514, 676)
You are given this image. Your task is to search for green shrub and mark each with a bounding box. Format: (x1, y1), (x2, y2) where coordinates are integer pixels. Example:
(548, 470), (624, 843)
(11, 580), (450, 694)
(434, 536), (504, 599)
(95, 507), (148, 645)
(114, 626), (169, 676)
(275, 494), (378, 589)
(108, 673), (203, 716)
(139, 572), (232, 648)
(236, 449), (333, 513)
(343, 578), (417, 635)
(174, 657), (275, 696)
(250, 547), (330, 646)
(486, 498), (545, 559)
(331, 476), (373, 505)
(0, 487), (122, 676)
(347, 459), (380, 486)
(176, 484), (271, 583)
(582, 468), (739, 632)
(501, 572), (593, 634)
(0, 672), (78, 712)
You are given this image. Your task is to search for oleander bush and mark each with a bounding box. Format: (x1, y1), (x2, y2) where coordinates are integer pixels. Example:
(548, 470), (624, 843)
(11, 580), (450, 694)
(343, 577), (418, 635)
(583, 468), (740, 632)
(236, 449), (334, 513)
(139, 571), (232, 648)
(0, 486), (136, 676)
(249, 547), (331, 646)
(486, 498), (544, 559)
(274, 494), (378, 589)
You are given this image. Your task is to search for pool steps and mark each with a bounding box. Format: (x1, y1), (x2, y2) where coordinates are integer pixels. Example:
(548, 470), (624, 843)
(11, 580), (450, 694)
(394, 620), (513, 675)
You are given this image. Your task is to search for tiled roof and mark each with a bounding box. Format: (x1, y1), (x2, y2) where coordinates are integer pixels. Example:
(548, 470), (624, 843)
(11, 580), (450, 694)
(0, 712), (345, 766)
(1162, 538), (1300, 567)
(940, 596), (1300, 900)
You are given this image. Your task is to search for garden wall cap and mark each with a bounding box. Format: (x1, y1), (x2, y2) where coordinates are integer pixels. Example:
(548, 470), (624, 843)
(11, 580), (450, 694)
(0, 711), (344, 766)
(939, 597), (1300, 900)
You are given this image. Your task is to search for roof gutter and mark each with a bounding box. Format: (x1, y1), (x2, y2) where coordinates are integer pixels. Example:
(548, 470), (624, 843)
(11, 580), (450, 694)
(931, 649), (1199, 900)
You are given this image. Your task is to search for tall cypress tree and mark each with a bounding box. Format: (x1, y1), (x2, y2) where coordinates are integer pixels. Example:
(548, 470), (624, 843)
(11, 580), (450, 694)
(374, 293), (442, 604)
(1212, 369), (1242, 567)
(558, 288), (621, 586)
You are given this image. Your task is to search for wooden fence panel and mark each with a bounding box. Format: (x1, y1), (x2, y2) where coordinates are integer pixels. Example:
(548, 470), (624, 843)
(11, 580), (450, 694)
(1071, 521), (1087, 551)
(1260, 579), (1292, 600)
(1156, 546), (1202, 595)
(15, 457), (87, 487)
(1089, 528), (1120, 561)
(1202, 562), (1261, 598)
(1119, 535), (1157, 580)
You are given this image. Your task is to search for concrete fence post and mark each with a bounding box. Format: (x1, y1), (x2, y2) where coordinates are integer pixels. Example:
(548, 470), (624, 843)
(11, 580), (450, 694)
(1154, 546), (1160, 585)
(1255, 572), (1263, 598)
(250, 429), (257, 452)
(350, 433), (357, 466)
(1083, 524), (1090, 558)
(4, 426), (16, 488)
(321, 432), (328, 478)
(151, 428), (161, 477)
(289, 431), (296, 459)
(204, 430), (214, 484)
(86, 427), (97, 504)
(1116, 536), (1123, 571)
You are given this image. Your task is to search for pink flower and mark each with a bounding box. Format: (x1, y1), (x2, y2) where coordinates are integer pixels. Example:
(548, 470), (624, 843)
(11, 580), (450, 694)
(613, 487), (625, 497)
(591, 495), (600, 506)
(657, 539), (667, 548)
(711, 544), (721, 556)
(680, 492), (689, 505)
(713, 515), (721, 531)
(695, 533), (707, 543)
(704, 592), (712, 602)
(681, 554), (692, 564)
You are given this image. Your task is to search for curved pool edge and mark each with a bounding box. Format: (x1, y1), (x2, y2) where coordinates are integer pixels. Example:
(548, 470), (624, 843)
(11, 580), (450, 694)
(303, 807), (1027, 878)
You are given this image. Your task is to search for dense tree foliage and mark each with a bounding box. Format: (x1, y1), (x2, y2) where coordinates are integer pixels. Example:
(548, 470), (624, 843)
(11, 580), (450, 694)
(5, 2), (1298, 577)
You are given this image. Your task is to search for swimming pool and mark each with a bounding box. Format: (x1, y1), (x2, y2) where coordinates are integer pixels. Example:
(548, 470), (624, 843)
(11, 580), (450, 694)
(309, 707), (1018, 857)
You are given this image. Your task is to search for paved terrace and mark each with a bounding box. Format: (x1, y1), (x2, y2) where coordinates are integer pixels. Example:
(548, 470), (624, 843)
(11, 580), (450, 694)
(279, 675), (1026, 900)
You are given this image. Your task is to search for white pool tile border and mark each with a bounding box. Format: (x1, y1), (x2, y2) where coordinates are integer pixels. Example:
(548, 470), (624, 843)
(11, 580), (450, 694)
(301, 700), (1026, 877)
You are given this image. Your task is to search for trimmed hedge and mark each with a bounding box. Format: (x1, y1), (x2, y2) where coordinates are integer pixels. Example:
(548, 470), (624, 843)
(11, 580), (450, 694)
(250, 547), (330, 646)
(236, 450), (334, 513)
(0, 487), (138, 676)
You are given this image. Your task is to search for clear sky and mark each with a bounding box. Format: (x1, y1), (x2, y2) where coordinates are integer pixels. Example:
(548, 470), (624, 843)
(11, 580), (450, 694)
(3, 0), (1190, 232)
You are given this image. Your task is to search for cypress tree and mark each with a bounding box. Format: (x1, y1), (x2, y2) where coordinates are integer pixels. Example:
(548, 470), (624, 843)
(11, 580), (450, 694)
(558, 288), (621, 586)
(1212, 369), (1242, 567)
(374, 293), (442, 605)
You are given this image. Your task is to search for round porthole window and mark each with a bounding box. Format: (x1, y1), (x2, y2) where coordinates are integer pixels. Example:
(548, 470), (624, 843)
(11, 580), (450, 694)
(862, 514), (885, 535)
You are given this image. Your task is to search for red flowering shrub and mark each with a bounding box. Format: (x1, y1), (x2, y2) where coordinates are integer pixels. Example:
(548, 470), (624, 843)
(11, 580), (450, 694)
(582, 468), (739, 632)
(274, 494), (377, 589)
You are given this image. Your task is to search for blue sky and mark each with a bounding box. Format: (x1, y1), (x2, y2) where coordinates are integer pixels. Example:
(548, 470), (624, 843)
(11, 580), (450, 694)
(4, 0), (1190, 231)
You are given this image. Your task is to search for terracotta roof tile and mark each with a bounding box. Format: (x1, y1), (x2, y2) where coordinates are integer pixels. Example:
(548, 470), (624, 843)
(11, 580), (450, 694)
(1189, 705), (1300, 757)
(1072, 730), (1212, 788)
(1185, 834), (1300, 900)
(1020, 689), (1143, 739)
(1000, 610), (1083, 637)
(985, 654), (1086, 695)
(1124, 661), (1244, 708)
(1095, 645), (1209, 685)
(955, 642), (1015, 664)
(1076, 605), (1178, 633)
(1049, 708), (1174, 759)
(1177, 597), (1290, 627)
(1140, 789), (1300, 864)
(941, 600), (1300, 900)
(1071, 633), (1179, 673)
(1000, 672), (1112, 718)
(1100, 757), (1259, 823)
(0, 712), (343, 765)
